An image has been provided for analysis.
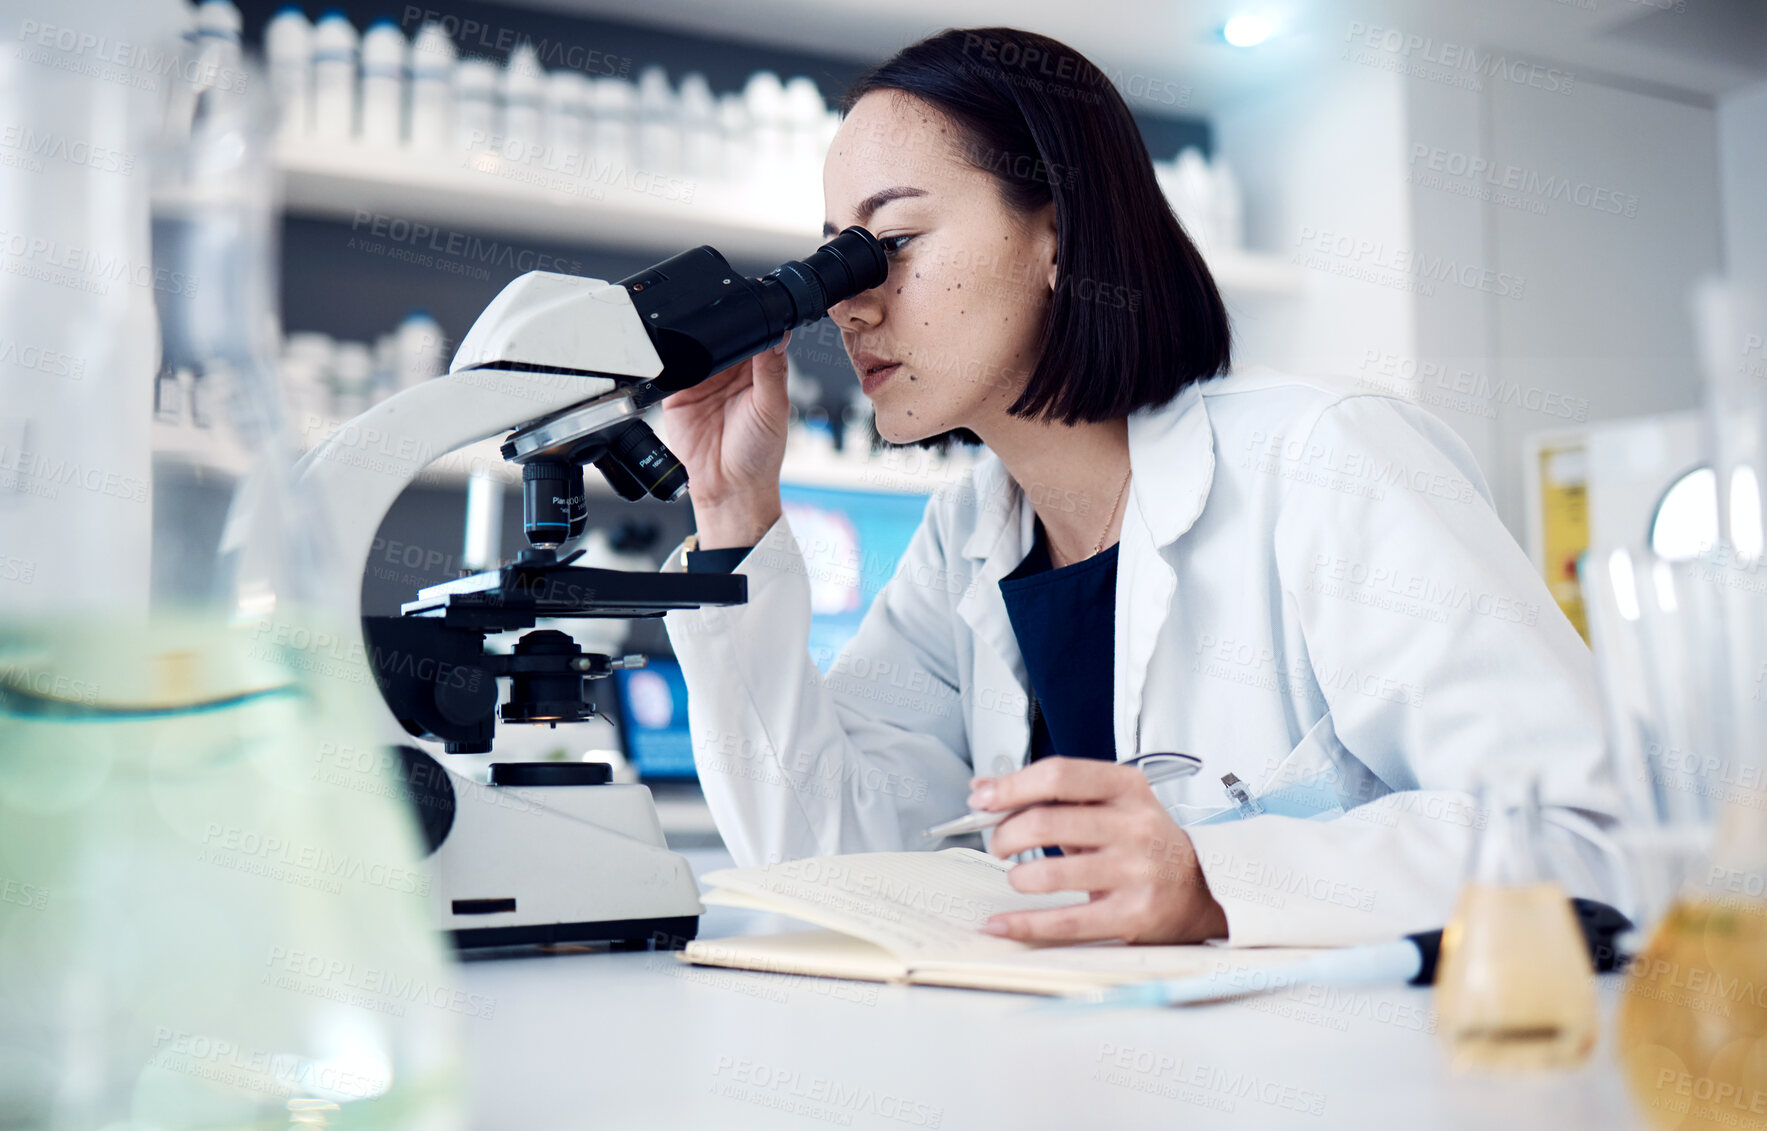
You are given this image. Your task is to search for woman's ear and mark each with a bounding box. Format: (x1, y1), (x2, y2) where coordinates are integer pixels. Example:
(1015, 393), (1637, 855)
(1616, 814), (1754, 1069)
(1034, 201), (1059, 292)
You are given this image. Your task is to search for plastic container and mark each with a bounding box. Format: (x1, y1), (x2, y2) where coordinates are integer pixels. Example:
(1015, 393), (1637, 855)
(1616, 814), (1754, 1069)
(408, 21), (456, 152)
(634, 64), (680, 178)
(454, 58), (498, 154)
(395, 311), (446, 392)
(677, 72), (719, 180)
(543, 68), (591, 176)
(501, 44), (545, 163)
(264, 5), (312, 137)
(589, 76), (636, 172)
(743, 70), (787, 185)
(311, 10), (358, 141)
(360, 18), (407, 148)
(331, 340), (373, 420)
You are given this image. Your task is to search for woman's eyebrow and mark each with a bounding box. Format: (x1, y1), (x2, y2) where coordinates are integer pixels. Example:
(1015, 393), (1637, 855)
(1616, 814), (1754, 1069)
(823, 186), (929, 237)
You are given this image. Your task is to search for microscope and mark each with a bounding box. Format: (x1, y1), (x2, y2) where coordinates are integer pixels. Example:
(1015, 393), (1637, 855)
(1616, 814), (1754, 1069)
(294, 227), (887, 949)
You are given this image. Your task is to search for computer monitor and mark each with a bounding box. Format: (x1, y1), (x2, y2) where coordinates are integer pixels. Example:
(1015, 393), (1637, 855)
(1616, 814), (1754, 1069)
(614, 484), (933, 781)
(612, 657), (696, 781)
(780, 482), (932, 674)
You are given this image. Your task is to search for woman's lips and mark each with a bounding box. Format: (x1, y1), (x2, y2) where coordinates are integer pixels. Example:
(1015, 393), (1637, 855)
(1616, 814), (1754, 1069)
(861, 363), (901, 395)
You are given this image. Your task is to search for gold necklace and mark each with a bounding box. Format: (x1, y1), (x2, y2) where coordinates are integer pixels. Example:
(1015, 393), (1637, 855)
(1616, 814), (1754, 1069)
(1093, 464), (1131, 557)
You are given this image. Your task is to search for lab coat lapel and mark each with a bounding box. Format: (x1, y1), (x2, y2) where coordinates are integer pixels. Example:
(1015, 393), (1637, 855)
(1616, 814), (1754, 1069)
(955, 457), (1034, 771)
(1113, 385), (1217, 758)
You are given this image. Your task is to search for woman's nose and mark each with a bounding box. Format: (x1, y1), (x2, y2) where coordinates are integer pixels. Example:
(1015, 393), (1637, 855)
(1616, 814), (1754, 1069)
(831, 294), (879, 329)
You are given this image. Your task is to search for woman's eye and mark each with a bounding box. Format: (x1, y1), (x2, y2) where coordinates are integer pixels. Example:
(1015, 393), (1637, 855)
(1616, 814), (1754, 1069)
(879, 234), (915, 257)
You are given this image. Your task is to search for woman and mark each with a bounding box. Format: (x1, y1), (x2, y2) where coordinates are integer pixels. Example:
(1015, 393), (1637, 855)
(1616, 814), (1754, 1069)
(657, 27), (1622, 947)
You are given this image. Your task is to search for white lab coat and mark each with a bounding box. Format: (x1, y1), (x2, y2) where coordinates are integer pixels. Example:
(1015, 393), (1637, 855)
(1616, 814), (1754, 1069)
(660, 367), (1625, 946)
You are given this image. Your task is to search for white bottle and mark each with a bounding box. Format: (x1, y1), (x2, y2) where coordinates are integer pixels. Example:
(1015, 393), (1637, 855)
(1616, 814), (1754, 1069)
(371, 332), (398, 404)
(783, 76), (826, 187)
(590, 76), (636, 173)
(676, 72), (719, 180)
(544, 69), (590, 176)
(311, 11), (359, 142)
(408, 22), (455, 153)
(332, 340), (373, 420)
(264, 6), (312, 138)
(454, 58), (498, 155)
(743, 71), (787, 188)
(716, 92), (749, 183)
(283, 330), (338, 439)
(359, 19), (406, 149)
(635, 65), (680, 178)
(395, 310), (445, 391)
(195, 0), (242, 75)
(501, 44), (544, 165)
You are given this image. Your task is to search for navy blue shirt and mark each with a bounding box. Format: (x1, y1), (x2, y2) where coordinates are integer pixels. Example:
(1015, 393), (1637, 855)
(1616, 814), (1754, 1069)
(688, 524), (1121, 767)
(998, 518), (1119, 765)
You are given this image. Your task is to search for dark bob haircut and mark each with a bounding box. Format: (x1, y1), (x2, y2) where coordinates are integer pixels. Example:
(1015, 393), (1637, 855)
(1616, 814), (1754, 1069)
(841, 27), (1231, 447)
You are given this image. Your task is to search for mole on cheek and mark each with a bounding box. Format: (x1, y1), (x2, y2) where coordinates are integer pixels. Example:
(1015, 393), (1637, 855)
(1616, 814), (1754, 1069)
(895, 287), (902, 294)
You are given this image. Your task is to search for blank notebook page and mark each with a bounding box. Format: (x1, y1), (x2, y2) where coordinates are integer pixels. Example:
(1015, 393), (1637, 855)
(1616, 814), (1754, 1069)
(699, 848), (1086, 961)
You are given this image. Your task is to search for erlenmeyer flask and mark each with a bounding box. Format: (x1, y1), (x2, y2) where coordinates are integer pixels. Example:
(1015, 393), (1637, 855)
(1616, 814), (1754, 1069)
(0, 4), (464, 1127)
(1617, 792), (1767, 1131)
(1615, 277), (1767, 1131)
(1434, 769), (1600, 1071)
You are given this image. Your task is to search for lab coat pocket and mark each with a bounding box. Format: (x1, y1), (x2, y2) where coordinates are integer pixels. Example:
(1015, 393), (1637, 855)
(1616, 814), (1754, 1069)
(1176, 713), (1372, 829)
(1250, 711), (1385, 818)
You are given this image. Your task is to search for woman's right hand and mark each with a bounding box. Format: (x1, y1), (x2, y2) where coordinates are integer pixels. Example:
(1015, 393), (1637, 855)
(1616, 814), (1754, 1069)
(659, 332), (791, 547)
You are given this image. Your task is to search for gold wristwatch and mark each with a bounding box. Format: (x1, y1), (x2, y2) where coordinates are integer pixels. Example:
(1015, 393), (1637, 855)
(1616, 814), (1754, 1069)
(678, 533), (698, 569)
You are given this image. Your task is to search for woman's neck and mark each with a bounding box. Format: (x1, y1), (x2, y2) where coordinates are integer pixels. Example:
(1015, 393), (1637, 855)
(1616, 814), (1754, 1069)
(974, 413), (1131, 568)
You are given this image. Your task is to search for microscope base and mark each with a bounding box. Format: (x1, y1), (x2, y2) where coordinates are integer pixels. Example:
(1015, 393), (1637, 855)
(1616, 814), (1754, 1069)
(451, 912), (699, 951)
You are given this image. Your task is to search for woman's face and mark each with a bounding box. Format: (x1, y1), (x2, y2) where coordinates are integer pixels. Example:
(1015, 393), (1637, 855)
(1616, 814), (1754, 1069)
(823, 90), (1057, 445)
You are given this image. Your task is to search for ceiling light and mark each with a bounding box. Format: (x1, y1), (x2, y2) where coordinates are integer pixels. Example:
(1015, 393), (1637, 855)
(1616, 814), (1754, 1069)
(1223, 15), (1272, 47)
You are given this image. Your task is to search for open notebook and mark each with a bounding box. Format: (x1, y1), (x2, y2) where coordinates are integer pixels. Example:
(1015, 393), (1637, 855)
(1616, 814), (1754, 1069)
(680, 848), (1329, 996)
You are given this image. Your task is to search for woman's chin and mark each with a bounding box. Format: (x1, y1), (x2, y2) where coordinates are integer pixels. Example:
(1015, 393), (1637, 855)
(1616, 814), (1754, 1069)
(875, 411), (934, 447)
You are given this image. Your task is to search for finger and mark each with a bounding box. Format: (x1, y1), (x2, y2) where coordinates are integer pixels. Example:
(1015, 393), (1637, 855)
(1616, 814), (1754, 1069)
(988, 803), (1121, 859)
(749, 335), (790, 421)
(981, 895), (1130, 943)
(1001, 849), (1131, 895)
(666, 357), (753, 408)
(969, 757), (1144, 811)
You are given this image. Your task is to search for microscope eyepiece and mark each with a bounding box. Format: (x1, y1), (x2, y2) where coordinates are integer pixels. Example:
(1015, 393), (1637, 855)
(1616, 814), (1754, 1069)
(511, 228), (890, 547)
(758, 226), (890, 334)
(617, 226), (888, 394)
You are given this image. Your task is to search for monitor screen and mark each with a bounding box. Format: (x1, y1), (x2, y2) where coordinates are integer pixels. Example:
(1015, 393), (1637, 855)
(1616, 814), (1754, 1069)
(613, 657), (696, 780)
(780, 483), (932, 674)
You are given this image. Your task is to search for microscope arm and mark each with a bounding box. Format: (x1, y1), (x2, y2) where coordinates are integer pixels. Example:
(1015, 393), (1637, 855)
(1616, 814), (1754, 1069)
(292, 273), (664, 635)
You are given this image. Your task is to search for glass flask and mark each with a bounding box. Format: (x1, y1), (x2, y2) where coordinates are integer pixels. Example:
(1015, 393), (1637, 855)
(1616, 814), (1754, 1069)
(1434, 770), (1600, 1071)
(1614, 278), (1767, 1131)
(1617, 795), (1767, 1131)
(0, 3), (465, 1127)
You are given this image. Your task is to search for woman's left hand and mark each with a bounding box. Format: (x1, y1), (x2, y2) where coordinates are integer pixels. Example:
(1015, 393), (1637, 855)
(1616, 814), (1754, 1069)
(974, 757), (1229, 944)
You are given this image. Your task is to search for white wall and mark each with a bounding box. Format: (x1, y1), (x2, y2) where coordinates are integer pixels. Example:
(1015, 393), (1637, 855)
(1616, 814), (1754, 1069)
(1214, 59), (1726, 541)
(1479, 77), (1722, 534)
(1717, 80), (1767, 292)
(1212, 62), (1415, 379)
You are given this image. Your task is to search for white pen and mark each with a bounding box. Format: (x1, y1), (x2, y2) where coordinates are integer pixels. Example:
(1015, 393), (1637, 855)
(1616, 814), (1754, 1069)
(921, 752), (1203, 840)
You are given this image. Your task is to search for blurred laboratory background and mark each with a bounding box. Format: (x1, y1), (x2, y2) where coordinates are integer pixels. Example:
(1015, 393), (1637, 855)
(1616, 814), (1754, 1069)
(95, 0), (1767, 833)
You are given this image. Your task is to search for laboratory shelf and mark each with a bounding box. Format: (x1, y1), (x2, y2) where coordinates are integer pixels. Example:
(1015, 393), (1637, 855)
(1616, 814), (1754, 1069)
(273, 139), (1305, 297)
(275, 138), (822, 264)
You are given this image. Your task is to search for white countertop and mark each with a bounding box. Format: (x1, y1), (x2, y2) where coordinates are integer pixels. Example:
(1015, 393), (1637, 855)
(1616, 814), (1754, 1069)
(454, 848), (1648, 1130)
